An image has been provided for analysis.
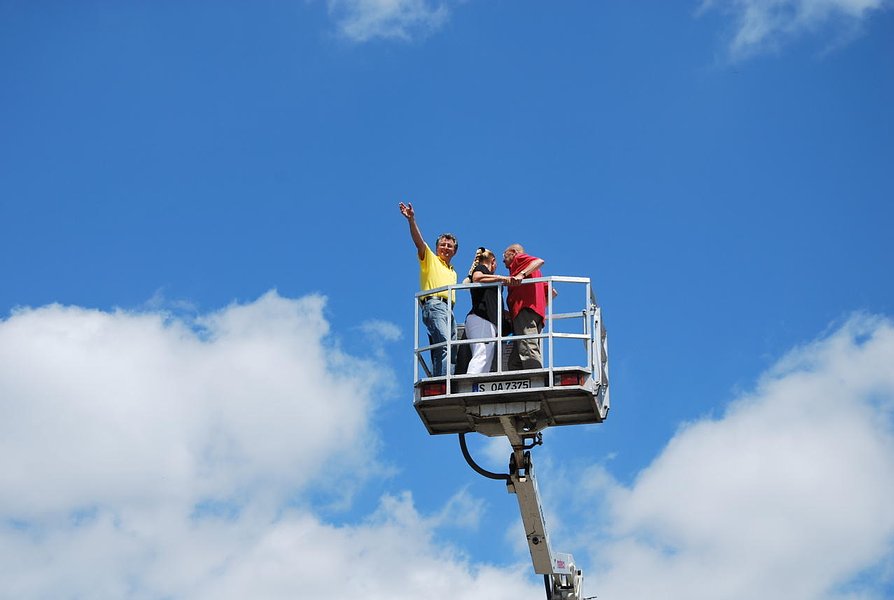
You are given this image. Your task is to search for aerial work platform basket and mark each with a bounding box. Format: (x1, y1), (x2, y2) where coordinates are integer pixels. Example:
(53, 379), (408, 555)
(413, 276), (609, 438)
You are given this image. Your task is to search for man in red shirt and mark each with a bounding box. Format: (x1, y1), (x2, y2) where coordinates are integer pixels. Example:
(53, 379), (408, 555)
(503, 244), (547, 370)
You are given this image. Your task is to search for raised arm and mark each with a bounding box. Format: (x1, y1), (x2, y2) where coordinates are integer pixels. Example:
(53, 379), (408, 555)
(398, 202), (427, 261)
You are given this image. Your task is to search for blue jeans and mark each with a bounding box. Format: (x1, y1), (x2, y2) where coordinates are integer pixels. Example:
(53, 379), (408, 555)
(422, 298), (456, 376)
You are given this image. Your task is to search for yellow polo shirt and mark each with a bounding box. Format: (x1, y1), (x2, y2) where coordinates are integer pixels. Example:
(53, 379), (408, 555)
(419, 245), (456, 302)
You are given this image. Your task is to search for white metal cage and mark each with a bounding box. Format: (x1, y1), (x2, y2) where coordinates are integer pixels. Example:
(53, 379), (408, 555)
(413, 276), (609, 436)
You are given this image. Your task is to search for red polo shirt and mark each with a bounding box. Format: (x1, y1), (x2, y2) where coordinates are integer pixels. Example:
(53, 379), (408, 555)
(506, 252), (547, 319)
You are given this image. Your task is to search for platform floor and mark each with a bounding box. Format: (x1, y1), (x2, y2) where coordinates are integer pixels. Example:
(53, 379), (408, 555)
(414, 368), (607, 436)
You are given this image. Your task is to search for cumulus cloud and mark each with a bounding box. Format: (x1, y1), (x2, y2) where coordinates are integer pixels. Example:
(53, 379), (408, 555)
(358, 318), (403, 360)
(481, 435), (512, 468)
(188, 491), (539, 600)
(5, 291), (892, 599)
(700, 0), (890, 60)
(328, 0), (451, 42)
(0, 292), (539, 599)
(580, 314), (894, 599)
(0, 291), (377, 518)
(360, 318), (402, 342)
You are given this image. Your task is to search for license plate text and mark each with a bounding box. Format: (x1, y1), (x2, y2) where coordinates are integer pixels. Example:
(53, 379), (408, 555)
(475, 380), (531, 392)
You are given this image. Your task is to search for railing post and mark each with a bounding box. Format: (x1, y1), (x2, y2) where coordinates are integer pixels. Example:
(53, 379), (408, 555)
(547, 278), (554, 388)
(414, 294), (419, 383)
(447, 283), (454, 393)
(496, 281), (504, 374)
(586, 282), (594, 380)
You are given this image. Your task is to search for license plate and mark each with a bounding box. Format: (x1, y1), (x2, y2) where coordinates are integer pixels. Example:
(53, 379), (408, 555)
(475, 380), (531, 392)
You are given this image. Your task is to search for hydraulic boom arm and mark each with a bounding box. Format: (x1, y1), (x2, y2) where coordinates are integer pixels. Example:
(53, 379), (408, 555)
(459, 427), (584, 600)
(507, 445), (583, 600)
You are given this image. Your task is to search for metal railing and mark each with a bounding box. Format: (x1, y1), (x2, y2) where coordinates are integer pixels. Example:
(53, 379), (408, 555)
(413, 276), (606, 392)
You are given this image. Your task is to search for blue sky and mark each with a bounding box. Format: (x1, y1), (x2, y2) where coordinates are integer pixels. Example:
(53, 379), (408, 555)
(1, 1), (893, 598)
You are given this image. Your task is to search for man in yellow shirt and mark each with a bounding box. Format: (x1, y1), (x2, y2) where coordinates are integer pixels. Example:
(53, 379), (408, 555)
(399, 202), (458, 376)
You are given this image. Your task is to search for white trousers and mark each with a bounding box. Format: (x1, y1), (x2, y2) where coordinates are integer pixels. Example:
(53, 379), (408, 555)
(465, 313), (496, 374)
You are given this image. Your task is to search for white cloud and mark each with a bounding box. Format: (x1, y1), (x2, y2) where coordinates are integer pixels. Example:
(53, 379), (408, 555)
(328, 0), (451, 42)
(5, 291), (893, 598)
(429, 487), (486, 530)
(360, 318), (403, 342)
(481, 435), (512, 471)
(580, 314), (894, 599)
(188, 492), (540, 600)
(0, 493), (540, 600)
(0, 292), (542, 599)
(0, 291), (379, 518)
(701, 0), (890, 60)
